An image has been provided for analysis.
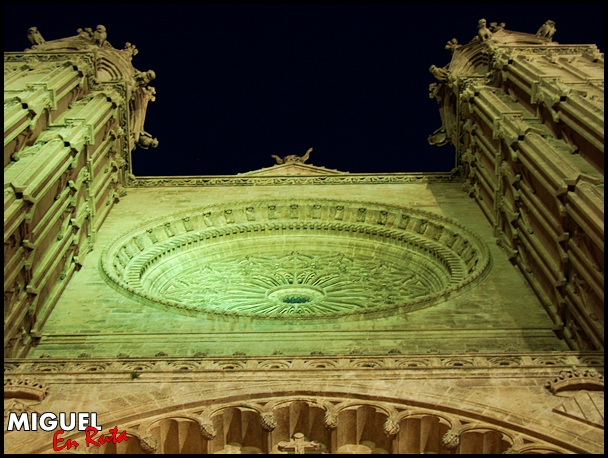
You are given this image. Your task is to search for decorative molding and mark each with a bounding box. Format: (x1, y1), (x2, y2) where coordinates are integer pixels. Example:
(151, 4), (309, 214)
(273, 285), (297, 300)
(126, 171), (464, 188)
(4, 352), (602, 378)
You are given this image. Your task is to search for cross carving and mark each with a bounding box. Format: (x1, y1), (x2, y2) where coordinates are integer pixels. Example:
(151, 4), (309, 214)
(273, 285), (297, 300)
(277, 432), (321, 454)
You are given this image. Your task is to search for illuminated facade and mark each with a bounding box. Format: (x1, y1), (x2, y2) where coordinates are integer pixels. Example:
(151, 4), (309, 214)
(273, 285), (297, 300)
(4, 21), (603, 454)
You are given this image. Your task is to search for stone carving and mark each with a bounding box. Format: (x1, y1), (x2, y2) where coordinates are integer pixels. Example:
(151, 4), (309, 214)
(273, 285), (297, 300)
(123, 42), (139, 59)
(130, 173), (461, 187)
(92, 25), (107, 47)
(428, 126), (449, 146)
(101, 199), (491, 319)
(27, 27), (45, 46)
(199, 421), (217, 440)
(323, 411), (339, 430)
(441, 430), (460, 449)
(277, 432), (321, 454)
(383, 418), (400, 437)
(428, 82), (442, 100)
(271, 147), (313, 164)
(545, 369), (604, 394)
(159, 251), (432, 315)
(2, 353), (601, 376)
(476, 19), (493, 42)
(140, 436), (158, 454)
(489, 22), (506, 33)
(260, 412), (277, 431)
(136, 131), (159, 149)
(429, 64), (449, 82)
(536, 20), (556, 40)
(4, 377), (49, 401)
(134, 69), (156, 87)
(445, 38), (461, 53)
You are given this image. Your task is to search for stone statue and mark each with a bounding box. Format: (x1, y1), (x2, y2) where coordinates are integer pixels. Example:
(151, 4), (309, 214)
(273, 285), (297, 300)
(477, 19), (492, 42)
(271, 147), (312, 165)
(489, 22), (506, 33)
(536, 20), (556, 40)
(136, 131), (159, 149)
(93, 24), (107, 47)
(134, 69), (156, 87)
(27, 27), (45, 46)
(429, 65), (449, 82)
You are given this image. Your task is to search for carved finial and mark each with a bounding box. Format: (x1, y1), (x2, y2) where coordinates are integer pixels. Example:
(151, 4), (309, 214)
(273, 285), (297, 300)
(77, 27), (92, 39)
(27, 27), (45, 46)
(123, 42), (139, 59)
(445, 38), (461, 53)
(536, 20), (556, 41)
(489, 22), (506, 33)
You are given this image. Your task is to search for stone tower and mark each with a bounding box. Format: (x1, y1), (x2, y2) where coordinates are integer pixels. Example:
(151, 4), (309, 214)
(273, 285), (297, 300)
(428, 19), (604, 352)
(4, 21), (603, 454)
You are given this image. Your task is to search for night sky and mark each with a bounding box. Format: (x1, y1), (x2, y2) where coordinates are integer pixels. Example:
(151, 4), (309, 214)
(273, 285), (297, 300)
(4, 5), (604, 176)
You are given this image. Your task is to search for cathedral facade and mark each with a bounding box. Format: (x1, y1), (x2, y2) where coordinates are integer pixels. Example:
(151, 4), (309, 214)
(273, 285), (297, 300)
(4, 20), (603, 453)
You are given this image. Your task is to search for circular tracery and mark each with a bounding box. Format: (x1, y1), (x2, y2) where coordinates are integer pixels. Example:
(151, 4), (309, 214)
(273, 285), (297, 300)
(101, 199), (491, 319)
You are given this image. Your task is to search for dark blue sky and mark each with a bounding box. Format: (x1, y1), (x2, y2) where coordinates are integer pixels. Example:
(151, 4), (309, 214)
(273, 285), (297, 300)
(4, 4), (604, 176)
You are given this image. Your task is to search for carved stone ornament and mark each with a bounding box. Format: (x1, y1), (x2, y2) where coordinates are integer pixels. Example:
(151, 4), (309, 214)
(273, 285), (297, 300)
(101, 199), (491, 320)
(140, 436), (158, 454)
(476, 18), (493, 42)
(4, 377), (49, 401)
(323, 411), (339, 430)
(429, 64), (449, 82)
(271, 147), (312, 165)
(383, 418), (400, 437)
(535, 20), (556, 40)
(277, 432), (321, 454)
(27, 27), (45, 46)
(199, 421), (217, 440)
(260, 412), (277, 431)
(441, 430), (460, 449)
(545, 369), (604, 394)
